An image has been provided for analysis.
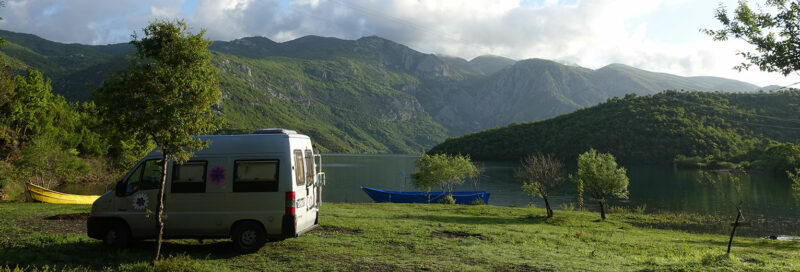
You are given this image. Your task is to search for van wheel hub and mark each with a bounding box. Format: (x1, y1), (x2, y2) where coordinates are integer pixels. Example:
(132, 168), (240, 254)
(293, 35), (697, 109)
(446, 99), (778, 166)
(241, 230), (256, 245)
(232, 222), (266, 253)
(105, 231), (117, 244)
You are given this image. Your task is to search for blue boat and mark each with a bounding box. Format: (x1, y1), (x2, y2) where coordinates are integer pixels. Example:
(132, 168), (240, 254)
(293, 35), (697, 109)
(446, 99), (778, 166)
(361, 187), (490, 204)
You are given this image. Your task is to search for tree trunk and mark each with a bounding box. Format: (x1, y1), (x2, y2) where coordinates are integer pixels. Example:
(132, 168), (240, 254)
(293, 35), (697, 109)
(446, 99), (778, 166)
(543, 196), (553, 218)
(727, 205), (743, 255)
(153, 155), (169, 264)
(599, 200), (606, 221)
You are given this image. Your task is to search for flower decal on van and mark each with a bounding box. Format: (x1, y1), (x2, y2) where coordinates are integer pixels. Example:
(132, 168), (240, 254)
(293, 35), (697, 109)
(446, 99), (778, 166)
(132, 193), (149, 210)
(209, 166), (226, 185)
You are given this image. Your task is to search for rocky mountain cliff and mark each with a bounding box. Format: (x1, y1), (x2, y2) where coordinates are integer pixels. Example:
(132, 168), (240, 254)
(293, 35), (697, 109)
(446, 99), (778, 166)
(0, 29), (764, 153)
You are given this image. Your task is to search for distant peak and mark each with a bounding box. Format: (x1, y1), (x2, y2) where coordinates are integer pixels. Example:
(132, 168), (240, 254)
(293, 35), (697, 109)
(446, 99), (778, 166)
(358, 35), (389, 41)
(600, 63), (635, 70)
(229, 36), (277, 45)
(356, 35), (403, 46)
(470, 55), (515, 62)
(516, 58), (560, 66)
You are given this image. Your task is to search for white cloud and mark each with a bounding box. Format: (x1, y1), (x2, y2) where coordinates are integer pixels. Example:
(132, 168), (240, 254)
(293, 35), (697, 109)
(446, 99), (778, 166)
(0, 0), (798, 86)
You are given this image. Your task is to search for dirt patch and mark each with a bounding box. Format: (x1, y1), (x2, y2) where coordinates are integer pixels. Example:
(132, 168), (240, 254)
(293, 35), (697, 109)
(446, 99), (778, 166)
(44, 213), (89, 220)
(38, 214), (87, 235)
(9, 213), (89, 236)
(742, 258), (763, 264)
(386, 240), (415, 251)
(312, 225), (363, 235)
(494, 264), (555, 272)
(431, 230), (487, 240)
(346, 262), (396, 272)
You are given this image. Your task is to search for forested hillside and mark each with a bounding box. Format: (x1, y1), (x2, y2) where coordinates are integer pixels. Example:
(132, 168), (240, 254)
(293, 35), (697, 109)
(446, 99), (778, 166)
(429, 90), (800, 172)
(0, 29), (768, 153)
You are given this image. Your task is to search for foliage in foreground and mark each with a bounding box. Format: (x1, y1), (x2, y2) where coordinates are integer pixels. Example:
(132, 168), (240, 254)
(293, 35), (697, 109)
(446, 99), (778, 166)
(1, 202), (799, 271)
(94, 19), (224, 262)
(705, 0), (800, 77)
(0, 64), (140, 201)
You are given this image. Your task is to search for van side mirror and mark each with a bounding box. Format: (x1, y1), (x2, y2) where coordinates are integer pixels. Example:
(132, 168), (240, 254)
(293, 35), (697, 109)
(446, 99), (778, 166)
(114, 180), (124, 197)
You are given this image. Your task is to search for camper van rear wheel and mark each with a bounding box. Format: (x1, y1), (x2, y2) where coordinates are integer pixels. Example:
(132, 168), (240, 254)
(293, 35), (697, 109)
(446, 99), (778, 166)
(232, 221), (266, 253)
(103, 221), (130, 250)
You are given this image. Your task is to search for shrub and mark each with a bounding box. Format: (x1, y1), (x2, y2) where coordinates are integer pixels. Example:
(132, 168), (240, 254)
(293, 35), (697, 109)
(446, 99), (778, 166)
(439, 195), (455, 204)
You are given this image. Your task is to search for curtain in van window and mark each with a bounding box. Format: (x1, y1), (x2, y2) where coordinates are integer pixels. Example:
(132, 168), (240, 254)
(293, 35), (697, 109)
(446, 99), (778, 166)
(234, 160), (279, 192)
(294, 150), (305, 186)
(305, 150), (314, 185)
(172, 162), (207, 193)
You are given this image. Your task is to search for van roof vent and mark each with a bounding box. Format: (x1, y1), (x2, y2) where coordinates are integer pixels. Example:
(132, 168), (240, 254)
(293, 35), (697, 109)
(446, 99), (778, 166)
(252, 128), (298, 135)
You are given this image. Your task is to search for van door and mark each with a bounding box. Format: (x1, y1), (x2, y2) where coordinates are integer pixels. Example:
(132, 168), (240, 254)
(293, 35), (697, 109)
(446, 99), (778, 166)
(304, 149), (316, 210)
(165, 160), (209, 236)
(292, 150), (313, 230)
(114, 159), (163, 238)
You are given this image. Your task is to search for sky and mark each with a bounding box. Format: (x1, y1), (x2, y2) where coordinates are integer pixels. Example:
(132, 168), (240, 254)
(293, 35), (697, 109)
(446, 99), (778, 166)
(1, 0), (798, 87)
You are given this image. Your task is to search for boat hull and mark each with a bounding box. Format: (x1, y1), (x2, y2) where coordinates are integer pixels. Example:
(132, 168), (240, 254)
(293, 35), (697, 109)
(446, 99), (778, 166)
(361, 187), (490, 204)
(26, 183), (100, 204)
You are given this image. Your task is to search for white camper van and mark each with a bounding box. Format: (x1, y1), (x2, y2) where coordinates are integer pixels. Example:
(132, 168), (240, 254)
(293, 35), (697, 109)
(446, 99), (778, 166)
(87, 129), (325, 253)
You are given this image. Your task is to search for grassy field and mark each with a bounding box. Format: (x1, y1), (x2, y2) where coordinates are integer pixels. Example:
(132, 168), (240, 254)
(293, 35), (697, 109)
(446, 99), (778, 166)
(1, 202), (799, 271)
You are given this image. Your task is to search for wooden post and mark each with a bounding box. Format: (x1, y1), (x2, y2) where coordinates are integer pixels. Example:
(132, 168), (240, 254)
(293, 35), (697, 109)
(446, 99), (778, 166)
(727, 201), (744, 255)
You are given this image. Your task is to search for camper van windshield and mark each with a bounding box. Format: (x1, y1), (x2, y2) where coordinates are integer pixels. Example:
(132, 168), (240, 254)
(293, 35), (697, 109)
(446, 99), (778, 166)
(123, 159), (162, 195)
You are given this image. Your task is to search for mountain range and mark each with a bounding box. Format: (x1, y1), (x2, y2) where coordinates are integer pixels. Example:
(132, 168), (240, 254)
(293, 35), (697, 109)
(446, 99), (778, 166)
(0, 29), (766, 153)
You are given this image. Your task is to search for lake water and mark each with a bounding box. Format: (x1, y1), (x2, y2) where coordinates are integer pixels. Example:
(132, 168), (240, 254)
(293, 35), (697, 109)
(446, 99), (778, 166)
(321, 154), (800, 236)
(59, 153), (800, 237)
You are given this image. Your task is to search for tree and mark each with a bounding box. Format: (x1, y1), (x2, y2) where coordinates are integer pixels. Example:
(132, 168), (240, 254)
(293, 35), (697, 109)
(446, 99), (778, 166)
(411, 153), (479, 204)
(515, 153), (564, 218)
(93, 19), (222, 262)
(571, 149), (629, 220)
(704, 0), (800, 76)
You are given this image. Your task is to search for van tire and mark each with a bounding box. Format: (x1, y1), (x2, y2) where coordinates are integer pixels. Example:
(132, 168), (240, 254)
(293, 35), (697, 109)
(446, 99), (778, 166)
(103, 221), (130, 250)
(231, 221), (266, 253)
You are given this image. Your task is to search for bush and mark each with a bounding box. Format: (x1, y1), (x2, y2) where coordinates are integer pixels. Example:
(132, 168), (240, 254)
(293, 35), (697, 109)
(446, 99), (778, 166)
(439, 195), (455, 204)
(469, 198), (486, 205)
(558, 202), (576, 212)
(634, 204), (647, 214)
(609, 206), (629, 214)
(0, 161), (24, 201)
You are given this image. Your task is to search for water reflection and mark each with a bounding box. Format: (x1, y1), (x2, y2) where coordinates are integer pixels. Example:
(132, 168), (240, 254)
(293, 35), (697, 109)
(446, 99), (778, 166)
(321, 154), (800, 236)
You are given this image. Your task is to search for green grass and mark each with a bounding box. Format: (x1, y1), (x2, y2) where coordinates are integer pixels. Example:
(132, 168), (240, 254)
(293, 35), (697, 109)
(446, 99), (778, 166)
(1, 202), (798, 271)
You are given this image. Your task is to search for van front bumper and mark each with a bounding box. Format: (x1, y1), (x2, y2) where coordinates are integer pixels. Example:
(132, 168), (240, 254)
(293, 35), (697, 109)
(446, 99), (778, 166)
(86, 216), (104, 240)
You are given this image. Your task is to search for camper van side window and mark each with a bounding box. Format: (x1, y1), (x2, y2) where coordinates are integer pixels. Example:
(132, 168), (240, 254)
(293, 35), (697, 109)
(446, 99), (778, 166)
(294, 150), (305, 186)
(171, 161), (207, 193)
(123, 160), (162, 195)
(304, 150), (314, 185)
(234, 160), (279, 192)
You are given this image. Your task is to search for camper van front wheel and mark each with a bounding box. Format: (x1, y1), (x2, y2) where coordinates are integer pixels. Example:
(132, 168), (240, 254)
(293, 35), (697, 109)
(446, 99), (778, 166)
(231, 221), (266, 253)
(103, 221), (130, 250)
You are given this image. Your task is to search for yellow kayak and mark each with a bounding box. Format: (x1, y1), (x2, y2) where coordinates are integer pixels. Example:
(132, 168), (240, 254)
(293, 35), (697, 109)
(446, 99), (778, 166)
(26, 183), (100, 204)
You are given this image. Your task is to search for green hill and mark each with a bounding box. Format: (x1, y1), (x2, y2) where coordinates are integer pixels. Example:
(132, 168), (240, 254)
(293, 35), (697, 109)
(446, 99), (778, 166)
(213, 54), (447, 153)
(0, 29), (772, 153)
(429, 90), (800, 169)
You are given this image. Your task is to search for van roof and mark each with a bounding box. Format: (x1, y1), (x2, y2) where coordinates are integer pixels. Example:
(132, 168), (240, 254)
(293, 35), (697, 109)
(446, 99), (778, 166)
(144, 129), (311, 158)
(251, 128), (298, 134)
